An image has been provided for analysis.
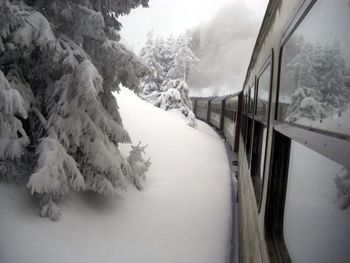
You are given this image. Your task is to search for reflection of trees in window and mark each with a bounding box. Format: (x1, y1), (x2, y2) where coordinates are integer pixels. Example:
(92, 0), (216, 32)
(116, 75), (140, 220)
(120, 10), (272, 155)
(335, 167), (350, 210)
(284, 39), (350, 122)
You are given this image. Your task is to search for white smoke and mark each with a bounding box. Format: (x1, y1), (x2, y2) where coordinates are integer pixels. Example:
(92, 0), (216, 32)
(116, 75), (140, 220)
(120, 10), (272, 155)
(189, 2), (266, 96)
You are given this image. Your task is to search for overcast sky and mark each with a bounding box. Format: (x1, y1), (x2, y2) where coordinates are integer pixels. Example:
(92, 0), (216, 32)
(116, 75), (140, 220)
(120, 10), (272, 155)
(119, 0), (268, 96)
(119, 0), (268, 53)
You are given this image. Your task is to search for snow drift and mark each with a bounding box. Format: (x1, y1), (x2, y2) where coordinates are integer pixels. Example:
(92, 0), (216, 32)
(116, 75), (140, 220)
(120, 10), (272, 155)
(0, 87), (233, 263)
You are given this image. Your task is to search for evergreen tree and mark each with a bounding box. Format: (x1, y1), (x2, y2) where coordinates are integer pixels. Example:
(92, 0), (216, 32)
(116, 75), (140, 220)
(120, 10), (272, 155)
(139, 31), (198, 127)
(0, 0), (150, 220)
(285, 40), (350, 122)
(125, 142), (151, 191)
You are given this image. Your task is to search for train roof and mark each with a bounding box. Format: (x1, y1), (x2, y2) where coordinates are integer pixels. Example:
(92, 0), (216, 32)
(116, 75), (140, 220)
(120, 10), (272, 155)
(191, 96), (213, 102)
(211, 95), (229, 102)
(191, 91), (241, 101)
(242, 0), (279, 89)
(225, 91), (242, 98)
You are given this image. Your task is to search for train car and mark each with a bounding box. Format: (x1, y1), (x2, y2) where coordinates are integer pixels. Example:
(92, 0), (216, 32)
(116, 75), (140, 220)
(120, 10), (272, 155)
(209, 96), (227, 130)
(237, 0), (350, 262)
(223, 92), (242, 152)
(190, 97), (197, 114)
(193, 97), (212, 122)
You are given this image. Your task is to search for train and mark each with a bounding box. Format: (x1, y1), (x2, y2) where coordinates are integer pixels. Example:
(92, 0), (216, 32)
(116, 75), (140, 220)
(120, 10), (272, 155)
(191, 0), (350, 262)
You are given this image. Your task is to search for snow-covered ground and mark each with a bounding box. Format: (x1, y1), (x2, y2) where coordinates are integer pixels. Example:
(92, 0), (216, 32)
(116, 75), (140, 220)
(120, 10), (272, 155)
(0, 87), (233, 263)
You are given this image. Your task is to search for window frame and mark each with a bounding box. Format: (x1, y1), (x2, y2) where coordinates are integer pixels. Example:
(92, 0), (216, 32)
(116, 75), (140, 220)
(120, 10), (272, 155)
(243, 81), (256, 167)
(275, 0), (350, 165)
(276, 0), (350, 142)
(255, 58), (273, 124)
(251, 55), (273, 210)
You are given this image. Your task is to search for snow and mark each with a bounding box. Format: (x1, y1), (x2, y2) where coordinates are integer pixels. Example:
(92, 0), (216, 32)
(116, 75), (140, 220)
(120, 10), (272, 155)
(295, 103), (350, 136)
(284, 141), (350, 263)
(0, 87), (232, 263)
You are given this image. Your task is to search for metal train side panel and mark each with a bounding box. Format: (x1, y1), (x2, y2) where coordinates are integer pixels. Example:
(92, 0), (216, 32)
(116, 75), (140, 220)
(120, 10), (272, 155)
(223, 93), (242, 152)
(238, 146), (264, 263)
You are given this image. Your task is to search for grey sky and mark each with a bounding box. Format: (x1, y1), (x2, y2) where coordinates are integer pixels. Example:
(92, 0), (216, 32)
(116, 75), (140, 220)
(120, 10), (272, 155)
(189, 1), (268, 96)
(119, 0), (268, 95)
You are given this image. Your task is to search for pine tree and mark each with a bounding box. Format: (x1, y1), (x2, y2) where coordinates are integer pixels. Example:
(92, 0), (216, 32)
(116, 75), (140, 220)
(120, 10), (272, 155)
(125, 142), (151, 191)
(139, 31), (198, 127)
(285, 40), (350, 122)
(166, 31), (199, 83)
(0, 0), (150, 220)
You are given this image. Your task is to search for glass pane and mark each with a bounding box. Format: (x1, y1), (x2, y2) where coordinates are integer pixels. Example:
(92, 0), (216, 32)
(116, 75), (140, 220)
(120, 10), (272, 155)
(251, 122), (267, 205)
(284, 141), (350, 263)
(249, 85), (255, 114)
(244, 93), (249, 113)
(245, 117), (253, 163)
(257, 64), (271, 121)
(259, 127), (267, 180)
(278, 0), (350, 136)
(211, 101), (221, 113)
(226, 96), (238, 112)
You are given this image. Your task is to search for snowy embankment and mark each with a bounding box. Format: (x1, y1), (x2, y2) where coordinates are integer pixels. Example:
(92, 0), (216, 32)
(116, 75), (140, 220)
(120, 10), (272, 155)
(0, 87), (232, 263)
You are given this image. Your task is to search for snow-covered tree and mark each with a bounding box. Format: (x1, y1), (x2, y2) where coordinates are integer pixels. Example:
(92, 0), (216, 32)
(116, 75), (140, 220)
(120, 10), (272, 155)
(0, 0), (150, 220)
(125, 142), (151, 191)
(335, 167), (350, 210)
(284, 40), (350, 122)
(166, 32), (199, 83)
(139, 31), (198, 127)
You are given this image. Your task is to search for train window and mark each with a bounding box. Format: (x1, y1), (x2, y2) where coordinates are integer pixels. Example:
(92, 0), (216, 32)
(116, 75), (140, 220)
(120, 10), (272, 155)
(278, 0), (350, 137)
(283, 140), (350, 263)
(211, 102), (221, 114)
(244, 92), (249, 114)
(246, 89), (251, 115)
(245, 118), (253, 165)
(249, 85), (255, 115)
(250, 122), (267, 205)
(241, 97), (247, 139)
(244, 82), (255, 164)
(241, 90), (248, 139)
(251, 63), (271, 206)
(256, 64), (271, 122)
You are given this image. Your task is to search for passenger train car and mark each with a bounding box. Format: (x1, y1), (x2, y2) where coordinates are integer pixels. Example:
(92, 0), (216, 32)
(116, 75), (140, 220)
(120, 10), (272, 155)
(223, 93), (242, 153)
(192, 0), (350, 262)
(209, 96), (226, 130)
(192, 94), (242, 153)
(193, 97), (212, 122)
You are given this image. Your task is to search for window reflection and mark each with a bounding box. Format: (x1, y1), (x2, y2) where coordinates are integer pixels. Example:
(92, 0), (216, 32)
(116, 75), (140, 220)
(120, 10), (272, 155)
(278, 0), (350, 136)
(249, 85), (255, 115)
(257, 64), (271, 121)
(251, 123), (267, 205)
(284, 141), (350, 263)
